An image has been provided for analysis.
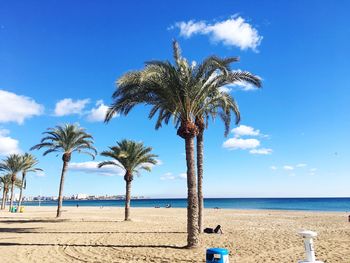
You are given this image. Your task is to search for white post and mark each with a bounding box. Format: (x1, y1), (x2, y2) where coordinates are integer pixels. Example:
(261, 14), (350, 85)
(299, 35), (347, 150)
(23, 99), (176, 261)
(298, 230), (323, 263)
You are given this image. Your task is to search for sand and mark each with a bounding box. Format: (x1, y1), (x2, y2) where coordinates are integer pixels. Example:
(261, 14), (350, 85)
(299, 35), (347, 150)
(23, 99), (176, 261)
(0, 206), (349, 262)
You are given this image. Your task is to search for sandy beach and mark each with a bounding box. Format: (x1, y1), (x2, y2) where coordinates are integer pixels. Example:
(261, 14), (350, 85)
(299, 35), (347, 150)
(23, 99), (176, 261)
(0, 207), (349, 262)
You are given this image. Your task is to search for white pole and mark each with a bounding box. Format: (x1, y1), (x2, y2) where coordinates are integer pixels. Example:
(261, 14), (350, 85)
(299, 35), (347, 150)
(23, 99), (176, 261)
(303, 235), (316, 262)
(298, 230), (323, 263)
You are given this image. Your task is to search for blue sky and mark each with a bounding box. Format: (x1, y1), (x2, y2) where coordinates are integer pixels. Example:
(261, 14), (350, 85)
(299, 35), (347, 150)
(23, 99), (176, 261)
(0, 0), (349, 198)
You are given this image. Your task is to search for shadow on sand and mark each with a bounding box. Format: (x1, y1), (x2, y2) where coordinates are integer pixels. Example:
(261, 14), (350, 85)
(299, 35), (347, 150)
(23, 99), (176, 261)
(0, 219), (69, 224)
(0, 228), (186, 234)
(0, 242), (187, 249)
(0, 227), (42, 233)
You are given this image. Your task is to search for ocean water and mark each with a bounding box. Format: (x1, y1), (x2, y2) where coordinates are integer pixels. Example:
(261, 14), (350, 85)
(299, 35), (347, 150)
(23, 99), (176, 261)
(19, 198), (350, 212)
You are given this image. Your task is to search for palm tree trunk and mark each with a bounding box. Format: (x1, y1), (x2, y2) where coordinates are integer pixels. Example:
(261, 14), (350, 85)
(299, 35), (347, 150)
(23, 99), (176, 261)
(124, 178), (132, 221)
(17, 172), (26, 210)
(1, 189), (6, 210)
(185, 136), (199, 248)
(196, 131), (204, 233)
(56, 160), (68, 218)
(9, 181), (15, 211)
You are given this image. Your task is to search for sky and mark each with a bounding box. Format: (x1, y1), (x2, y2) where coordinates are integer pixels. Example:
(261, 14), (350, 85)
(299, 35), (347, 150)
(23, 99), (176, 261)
(0, 0), (349, 198)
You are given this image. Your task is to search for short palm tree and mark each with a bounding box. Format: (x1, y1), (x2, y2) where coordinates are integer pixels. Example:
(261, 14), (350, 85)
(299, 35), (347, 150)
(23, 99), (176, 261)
(17, 153), (43, 210)
(0, 154), (24, 211)
(31, 124), (97, 217)
(0, 174), (12, 210)
(105, 41), (261, 246)
(98, 139), (157, 221)
(0, 173), (22, 210)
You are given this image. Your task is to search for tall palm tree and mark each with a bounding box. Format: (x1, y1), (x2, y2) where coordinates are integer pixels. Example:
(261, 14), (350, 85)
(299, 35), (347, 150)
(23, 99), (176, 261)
(17, 153), (43, 210)
(98, 140), (157, 221)
(104, 40), (261, 247)
(31, 124), (97, 217)
(0, 154), (24, 211)
(194, 74), (261, 232)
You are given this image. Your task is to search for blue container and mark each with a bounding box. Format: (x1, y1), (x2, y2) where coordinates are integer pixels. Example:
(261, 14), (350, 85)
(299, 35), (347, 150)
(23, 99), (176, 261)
(206, 248), (229, 263)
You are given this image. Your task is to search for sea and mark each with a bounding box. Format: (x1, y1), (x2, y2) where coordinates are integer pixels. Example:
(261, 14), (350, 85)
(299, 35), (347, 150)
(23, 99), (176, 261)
(19, 198), (350, 212)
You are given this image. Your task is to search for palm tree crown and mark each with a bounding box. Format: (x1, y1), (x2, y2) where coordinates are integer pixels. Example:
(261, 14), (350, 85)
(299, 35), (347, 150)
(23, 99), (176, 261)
(0, 154), (24, 180)
(0, 174), (21, 189)
(30, 123), (97, 161)
(17, 153), (43, 209)
(21, 153), (42, 174)
(0, 174), (12, 190)
(105, 40), (261, 136)
(98, 139), (158, 180)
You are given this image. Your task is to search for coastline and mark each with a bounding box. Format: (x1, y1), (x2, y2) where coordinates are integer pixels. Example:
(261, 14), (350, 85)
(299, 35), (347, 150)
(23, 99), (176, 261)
(9, 205), (350, 214)
(16, 197), (350, 212)
(0, 206), (349, 262)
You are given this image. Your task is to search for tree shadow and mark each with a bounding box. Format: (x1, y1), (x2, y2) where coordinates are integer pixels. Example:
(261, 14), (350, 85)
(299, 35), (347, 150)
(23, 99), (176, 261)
(0, 227), (42, 233)
(0, 219), (126, 224)
(0, 242), (187, 249)
(0, 219), (69, 224)
(0, 228), (186, 234)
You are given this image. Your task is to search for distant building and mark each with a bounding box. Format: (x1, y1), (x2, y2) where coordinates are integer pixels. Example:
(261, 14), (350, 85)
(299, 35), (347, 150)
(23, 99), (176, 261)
(76, 193), (88, 200)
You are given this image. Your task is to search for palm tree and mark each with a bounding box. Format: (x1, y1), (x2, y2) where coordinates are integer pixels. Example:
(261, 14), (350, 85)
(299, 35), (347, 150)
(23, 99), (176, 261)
(105, 41), (261, 246)
(17, 153), (43, 210)
(0, 174), (22, 210)
(31, 124), (97, 217)
(0, 174), (12, 210)
(194, 72), (261, 232)
(0, 154), (24, 211)
(98, 140), (157, 221)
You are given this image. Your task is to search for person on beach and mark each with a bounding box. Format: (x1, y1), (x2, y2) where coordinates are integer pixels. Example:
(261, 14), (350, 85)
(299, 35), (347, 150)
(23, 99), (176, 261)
(204, 225), (223, 234)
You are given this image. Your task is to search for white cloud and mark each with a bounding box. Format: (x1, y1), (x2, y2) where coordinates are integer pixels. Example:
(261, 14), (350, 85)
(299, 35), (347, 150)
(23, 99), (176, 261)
(224, 125), (271, 154)
(218, 86), (231, 93)
(160, 172), (175, 180)
(228, 80), (259, 91)
(173, 16), (262, 51)
(223, 137), (260, 150)
(249, 148), (272, 155)
(270, 166), (277, 170)
(0, 129), (21, 156)
(309, 168), (317, 175)
(283, 165), (294, 171)
(0, 90), (44, 124)
(232, 125), (260, 137)
(141, 159), (162, 170)
(155, 159), (163, 165)
(69, 161), (124, 177)
(160, 172), (186, 180)
(296, 163), (307, 168)
(54, 98), (90, 116)
(35, 171), (46, 177)
(178, 173), (187, 179)
(175, 20), (207, 38)
(86, 100), (118, 122)
(307, 168), (317, 176)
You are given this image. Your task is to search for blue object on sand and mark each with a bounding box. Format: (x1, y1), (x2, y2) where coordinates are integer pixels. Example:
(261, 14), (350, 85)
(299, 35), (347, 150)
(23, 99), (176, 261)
(206, 248), (229, 263)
